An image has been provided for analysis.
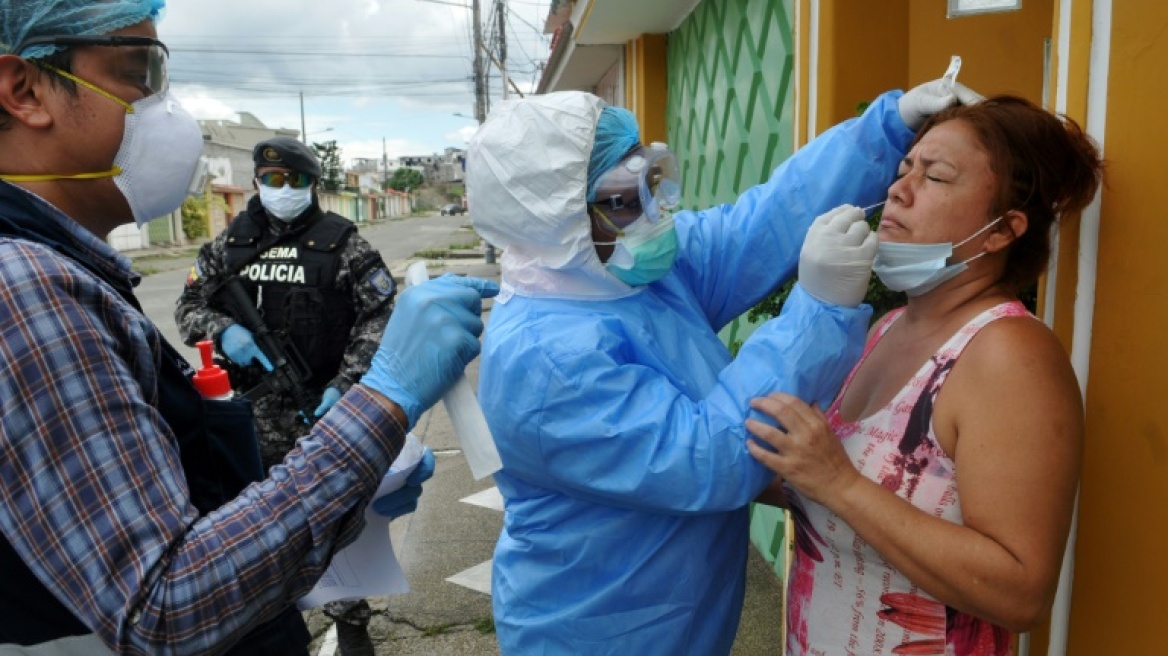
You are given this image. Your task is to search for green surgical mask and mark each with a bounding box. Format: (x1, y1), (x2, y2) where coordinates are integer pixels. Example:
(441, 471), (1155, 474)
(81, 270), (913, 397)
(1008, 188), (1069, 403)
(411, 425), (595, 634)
(596, 210), (678, 286)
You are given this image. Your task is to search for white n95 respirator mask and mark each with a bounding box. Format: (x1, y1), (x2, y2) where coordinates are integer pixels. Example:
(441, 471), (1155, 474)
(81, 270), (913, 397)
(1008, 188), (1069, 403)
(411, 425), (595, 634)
(112, 91), (206, 227)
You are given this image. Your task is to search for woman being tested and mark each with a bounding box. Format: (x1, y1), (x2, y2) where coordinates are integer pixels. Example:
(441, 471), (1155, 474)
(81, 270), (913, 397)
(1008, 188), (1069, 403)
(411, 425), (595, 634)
(747, 96), (1103, 655)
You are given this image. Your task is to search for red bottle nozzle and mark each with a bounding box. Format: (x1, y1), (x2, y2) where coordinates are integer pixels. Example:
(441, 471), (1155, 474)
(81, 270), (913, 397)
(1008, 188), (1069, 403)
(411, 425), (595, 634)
(192, 340), (233, 400)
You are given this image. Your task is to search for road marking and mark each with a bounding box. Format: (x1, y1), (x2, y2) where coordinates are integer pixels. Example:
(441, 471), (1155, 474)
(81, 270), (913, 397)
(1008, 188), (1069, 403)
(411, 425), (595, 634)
(460, 486), (504, 512)
(445, 560), (493, 596)
(443, 486), (504, 596)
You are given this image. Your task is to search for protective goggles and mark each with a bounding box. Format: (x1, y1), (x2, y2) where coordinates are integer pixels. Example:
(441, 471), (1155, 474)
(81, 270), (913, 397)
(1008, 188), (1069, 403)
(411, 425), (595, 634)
(257, 171), (316, 189)
(15, 35), (169, 96)
(591, 144), (681, 227)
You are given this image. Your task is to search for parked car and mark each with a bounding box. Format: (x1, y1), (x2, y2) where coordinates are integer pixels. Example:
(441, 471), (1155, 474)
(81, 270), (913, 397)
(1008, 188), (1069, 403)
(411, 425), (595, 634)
(440, 203), (467, 216)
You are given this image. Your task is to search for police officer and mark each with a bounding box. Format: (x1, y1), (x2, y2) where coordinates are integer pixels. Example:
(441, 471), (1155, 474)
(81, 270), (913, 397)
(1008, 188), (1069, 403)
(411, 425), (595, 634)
(176, 135), (394, 656)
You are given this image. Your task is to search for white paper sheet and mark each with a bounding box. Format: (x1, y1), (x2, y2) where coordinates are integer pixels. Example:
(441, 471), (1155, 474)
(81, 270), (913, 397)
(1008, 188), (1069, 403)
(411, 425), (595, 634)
(404, 261), (503, 480)
(296, 433), (425, 609)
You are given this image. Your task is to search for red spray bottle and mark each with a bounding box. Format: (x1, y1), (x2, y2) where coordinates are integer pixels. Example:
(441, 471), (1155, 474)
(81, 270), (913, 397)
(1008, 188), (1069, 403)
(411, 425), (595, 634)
(192, 340), (233, 401)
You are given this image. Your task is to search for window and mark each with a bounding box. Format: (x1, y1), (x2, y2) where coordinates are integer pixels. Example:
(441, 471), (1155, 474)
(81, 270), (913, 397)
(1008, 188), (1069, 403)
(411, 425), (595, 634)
(947, 0), (1022, 18)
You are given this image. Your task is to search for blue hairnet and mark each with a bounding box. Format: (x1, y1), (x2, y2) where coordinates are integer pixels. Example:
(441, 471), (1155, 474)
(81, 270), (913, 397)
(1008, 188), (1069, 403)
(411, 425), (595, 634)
(586, 105), (641, 202)
(0, 0), (165, 60)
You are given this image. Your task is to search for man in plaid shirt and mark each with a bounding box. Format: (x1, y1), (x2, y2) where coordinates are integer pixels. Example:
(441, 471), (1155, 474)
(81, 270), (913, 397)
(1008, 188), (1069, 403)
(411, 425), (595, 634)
(0, 2), (497, 654)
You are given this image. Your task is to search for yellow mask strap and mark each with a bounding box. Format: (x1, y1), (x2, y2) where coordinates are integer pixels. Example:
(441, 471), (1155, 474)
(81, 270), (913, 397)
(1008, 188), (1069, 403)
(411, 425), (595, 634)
(38, 63), (135, 113)
(0, 166), (122, 182)
(591, 205), (624, 238)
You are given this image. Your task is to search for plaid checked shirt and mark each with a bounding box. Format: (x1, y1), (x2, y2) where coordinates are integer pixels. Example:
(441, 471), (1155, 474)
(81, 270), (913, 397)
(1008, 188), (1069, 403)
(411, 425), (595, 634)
(0, 186), (406, 655)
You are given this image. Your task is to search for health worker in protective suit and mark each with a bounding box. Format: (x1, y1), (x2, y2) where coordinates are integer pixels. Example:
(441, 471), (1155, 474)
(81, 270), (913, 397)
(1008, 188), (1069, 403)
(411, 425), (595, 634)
(0, 1), (495, 654)
(175, 135), (399, 655)
(466, 81), (980, 655)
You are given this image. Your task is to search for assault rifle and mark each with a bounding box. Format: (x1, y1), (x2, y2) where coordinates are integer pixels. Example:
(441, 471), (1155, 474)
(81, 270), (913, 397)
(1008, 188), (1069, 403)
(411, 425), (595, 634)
(204, 262), (320, 424)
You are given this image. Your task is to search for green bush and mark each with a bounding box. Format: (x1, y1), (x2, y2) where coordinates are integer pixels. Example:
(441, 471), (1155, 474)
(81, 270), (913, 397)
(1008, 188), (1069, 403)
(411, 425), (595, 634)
(180, 196), (209, 240)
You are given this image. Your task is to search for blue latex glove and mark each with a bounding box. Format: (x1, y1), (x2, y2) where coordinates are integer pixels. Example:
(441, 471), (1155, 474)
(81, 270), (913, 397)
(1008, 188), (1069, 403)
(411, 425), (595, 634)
(359, 274), (500, 426)
(219, 324), (274, 371)
(372, 448), (436, 519)
(313, 386), (343, 418)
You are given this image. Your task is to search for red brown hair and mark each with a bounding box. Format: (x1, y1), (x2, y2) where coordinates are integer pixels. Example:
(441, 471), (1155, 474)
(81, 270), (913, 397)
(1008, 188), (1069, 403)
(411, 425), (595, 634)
(913, 95), (1104, 291)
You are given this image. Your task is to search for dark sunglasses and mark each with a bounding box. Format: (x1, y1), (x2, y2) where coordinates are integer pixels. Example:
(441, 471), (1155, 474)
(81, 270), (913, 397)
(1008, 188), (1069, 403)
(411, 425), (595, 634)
(257, 171), (315, 189)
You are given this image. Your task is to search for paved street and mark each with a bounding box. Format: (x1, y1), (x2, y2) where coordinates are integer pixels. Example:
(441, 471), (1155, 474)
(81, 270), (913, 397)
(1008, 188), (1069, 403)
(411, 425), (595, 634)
(133, 212), (471, 366)
(132, 212), (783, 655)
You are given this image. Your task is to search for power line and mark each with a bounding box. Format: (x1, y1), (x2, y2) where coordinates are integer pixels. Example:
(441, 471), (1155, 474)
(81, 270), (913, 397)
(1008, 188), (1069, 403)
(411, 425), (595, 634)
(169, 47), (468, 59)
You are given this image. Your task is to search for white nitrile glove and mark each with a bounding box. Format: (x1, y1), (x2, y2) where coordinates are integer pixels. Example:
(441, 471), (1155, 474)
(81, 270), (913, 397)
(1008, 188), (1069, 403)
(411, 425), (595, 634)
(898, 79), (984, 130)
(798, 205), (879, 308)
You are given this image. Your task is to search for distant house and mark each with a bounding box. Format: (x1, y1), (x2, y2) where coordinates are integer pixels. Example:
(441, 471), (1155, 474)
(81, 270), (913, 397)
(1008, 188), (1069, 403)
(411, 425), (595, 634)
(391, 147), (466, 185)
(200, 112), (299, 190)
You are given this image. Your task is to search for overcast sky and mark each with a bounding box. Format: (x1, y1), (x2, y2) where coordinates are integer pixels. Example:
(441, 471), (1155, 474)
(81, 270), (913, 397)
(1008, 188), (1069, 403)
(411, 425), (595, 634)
(157, 0), (551, 166)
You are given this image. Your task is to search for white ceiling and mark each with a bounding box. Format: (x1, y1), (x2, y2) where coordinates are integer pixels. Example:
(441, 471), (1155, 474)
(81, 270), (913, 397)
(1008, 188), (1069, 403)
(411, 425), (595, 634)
(572, 0), (703, 45)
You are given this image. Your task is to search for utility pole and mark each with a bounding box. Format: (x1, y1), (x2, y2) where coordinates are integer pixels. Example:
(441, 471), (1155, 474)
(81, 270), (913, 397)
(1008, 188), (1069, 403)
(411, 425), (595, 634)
(498, 0), (509, 102)
(472, 0), (487, 124)
(473, 0), (496, 264)
(382, 137), (389, 189)
(381, 137), (389, 220)
(299, 91), (307, 144)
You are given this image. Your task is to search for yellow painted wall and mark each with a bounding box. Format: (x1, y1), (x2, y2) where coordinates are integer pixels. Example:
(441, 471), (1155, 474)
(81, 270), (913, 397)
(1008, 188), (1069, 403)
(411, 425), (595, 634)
(907, 0), (1053, 102)
(814, 0), (1052, 130)
(626, 34), (669, 146)
(816, 0), (909, 130)
(1066, 3), (1168, 653)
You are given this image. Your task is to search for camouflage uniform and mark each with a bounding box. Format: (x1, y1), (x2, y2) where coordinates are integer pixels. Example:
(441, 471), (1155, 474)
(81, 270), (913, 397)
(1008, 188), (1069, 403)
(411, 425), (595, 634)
(175, 197), (395, 639)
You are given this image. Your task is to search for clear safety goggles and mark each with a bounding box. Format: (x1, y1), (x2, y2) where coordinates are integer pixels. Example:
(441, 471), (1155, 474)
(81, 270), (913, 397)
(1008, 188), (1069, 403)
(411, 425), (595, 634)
(15, 34), (170, 96)
(591, 144), (681, 228)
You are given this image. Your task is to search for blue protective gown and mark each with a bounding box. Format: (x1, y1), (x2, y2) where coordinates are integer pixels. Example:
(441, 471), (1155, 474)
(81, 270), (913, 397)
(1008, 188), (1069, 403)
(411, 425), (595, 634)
(479, 91), (914, 655)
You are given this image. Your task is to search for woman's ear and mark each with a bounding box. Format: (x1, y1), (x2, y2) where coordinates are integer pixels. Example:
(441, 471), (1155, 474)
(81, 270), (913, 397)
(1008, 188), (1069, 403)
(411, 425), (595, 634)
(0, 56), (53, 129)
(986, 209), (1028, 254)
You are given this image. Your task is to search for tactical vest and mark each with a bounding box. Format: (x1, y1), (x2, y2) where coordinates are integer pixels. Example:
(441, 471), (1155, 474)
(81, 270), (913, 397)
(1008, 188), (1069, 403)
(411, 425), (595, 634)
(0, 187), (310, 654)
(223, 205), (357, 390)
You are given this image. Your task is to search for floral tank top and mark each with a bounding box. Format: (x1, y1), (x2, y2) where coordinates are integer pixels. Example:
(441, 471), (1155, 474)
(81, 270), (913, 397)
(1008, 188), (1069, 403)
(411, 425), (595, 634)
(785, 301), (1031, 656)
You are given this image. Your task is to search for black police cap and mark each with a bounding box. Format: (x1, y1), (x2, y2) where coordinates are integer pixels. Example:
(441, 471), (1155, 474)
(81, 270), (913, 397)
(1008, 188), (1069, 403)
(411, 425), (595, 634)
(252, 136), (322, 178)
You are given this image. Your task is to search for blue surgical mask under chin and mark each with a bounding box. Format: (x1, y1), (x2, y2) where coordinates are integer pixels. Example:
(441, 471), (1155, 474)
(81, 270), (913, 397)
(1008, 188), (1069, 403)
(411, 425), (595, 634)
(258, 184), (313, 221)
(596, 212), (679, 286)
(872, 216), (1004, 297)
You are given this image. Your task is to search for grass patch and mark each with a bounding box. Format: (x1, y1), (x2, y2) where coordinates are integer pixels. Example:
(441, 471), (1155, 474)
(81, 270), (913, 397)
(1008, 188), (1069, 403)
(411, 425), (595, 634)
(421, 623), (452, 638)
(448, 240), (479, 250)
(132, 248), (201, 263)
(133, 265), (160, 276)
(473, 617), (495, 635)
(412, 249), (447, 259)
